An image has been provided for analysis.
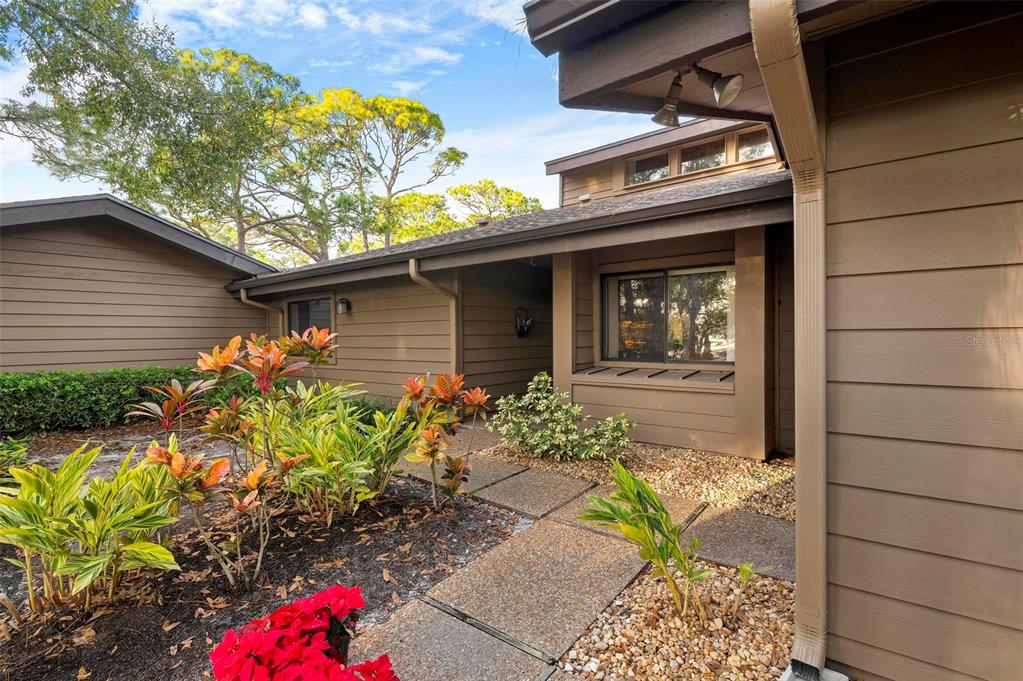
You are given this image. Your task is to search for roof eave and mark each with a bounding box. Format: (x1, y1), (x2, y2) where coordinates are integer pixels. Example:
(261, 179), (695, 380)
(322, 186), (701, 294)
(229, 176), (792, 294)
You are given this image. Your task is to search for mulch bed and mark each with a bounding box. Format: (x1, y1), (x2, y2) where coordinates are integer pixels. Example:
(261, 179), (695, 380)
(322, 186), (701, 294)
(0, 475), (523, 681)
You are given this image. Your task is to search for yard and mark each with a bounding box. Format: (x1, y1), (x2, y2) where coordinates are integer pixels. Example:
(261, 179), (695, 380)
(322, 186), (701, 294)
(0, 334), (795, 681)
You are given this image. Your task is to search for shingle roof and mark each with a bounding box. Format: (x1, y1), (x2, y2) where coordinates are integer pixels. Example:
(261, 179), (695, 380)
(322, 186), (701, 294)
(238, 166), (792, 287)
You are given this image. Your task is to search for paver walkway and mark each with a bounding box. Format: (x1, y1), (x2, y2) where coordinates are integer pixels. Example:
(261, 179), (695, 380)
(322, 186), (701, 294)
(359, 439), (795, 680)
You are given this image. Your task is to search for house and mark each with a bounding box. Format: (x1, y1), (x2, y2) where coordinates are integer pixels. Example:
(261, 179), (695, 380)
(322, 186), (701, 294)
(0, 194), (275, 371)
(227, 119), (791, 461)
(519, 1), (1021, 680)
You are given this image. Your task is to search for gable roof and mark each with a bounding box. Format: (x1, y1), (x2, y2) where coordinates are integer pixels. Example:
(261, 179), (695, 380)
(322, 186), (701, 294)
(0, 194), (275, 277)
(231, 165), (792, 292)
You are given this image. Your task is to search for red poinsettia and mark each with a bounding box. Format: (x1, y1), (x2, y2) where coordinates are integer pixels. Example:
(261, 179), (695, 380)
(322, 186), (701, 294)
(210, 585), (398, 681)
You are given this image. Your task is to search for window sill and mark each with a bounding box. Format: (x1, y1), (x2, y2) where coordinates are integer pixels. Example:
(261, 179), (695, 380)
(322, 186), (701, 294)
(572, 366), (735, 394)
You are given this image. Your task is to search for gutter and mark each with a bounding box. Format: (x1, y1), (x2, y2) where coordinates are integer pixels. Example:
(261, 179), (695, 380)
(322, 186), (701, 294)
(239, 288), (284, 337)
(408, 259), (461, 373)
(749, 1), (829, 679)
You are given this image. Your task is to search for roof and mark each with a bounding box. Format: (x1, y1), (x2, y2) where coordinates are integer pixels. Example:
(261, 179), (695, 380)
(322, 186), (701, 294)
(0, 194), (275, 277)
(231, 166), (792, 292)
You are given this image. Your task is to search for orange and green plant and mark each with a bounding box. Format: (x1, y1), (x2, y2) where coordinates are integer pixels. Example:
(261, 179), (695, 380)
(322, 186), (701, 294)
(127, 377), (216, 436)
(403, 373), (490, 507)
(279, 326), (338, 379)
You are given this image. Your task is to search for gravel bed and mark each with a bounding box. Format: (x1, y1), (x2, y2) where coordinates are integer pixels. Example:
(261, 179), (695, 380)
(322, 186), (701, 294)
(482, 443), (795, 521)
(561, 563), (794, 680)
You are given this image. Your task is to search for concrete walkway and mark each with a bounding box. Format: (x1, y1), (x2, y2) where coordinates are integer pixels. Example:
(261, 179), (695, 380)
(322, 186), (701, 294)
(356, 444), (795, 680)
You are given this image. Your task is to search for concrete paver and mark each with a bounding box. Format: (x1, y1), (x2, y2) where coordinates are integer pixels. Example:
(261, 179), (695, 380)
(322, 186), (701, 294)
(350, 599), (547, 681)
(473, 467), (595, 517)
(682, 505), (796, 580)
(428, 519), (647, 657)
(548, 484), (705, 537)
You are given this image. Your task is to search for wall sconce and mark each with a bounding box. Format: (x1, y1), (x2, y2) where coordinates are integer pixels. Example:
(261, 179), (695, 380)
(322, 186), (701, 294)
(336, 298), (351, 315)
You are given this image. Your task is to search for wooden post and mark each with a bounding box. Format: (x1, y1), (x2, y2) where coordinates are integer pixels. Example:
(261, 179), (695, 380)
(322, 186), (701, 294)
(735, 226), (768, 460)
(552, 253), (575, 395)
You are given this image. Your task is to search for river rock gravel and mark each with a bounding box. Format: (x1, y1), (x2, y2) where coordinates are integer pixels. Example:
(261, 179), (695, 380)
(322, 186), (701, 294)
(482, 442), (795, 521)
(560, 563), (794, 680)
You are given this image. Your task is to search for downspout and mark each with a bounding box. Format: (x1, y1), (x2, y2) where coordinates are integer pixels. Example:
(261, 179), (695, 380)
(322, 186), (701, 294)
(239, 288), (284, 337)
(408, 258), (461, 373)
(749, 1), (828, 679)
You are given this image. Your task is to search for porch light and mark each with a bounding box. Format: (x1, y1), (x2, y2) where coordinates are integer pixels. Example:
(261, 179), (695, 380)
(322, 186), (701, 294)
(651, 71), (685, 127)
(336, 298), (351, 315)
(692, 63), (744, 108)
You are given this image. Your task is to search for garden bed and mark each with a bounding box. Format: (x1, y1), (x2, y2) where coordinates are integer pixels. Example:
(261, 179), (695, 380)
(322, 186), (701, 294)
(483, 443), (795, 521)
(560, 562), (794, 680)
(0, 476), (523, 681)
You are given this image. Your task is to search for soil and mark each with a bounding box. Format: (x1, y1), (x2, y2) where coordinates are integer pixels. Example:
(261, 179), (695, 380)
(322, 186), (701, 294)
(0, 475), (525, 681)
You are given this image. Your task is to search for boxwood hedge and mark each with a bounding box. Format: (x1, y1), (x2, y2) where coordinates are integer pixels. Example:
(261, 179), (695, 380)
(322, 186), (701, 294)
(0, 367), (257, 436)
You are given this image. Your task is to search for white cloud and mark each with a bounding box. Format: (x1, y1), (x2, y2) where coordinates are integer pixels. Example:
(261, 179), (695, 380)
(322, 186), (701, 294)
(460, 0), (524, 31)
(332, 6), (361, 29)
(297, 3), (328, 29)
(309, 58), (354, 69)
(390, 80), (427, 96)
(408, 46), (462, 67)
(363, 12), (430, 35)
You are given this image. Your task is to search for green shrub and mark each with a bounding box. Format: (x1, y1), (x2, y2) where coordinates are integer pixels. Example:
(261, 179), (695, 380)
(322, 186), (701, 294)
(489, 372), (633, 461)
(0, 367), (267, 436)
(0, 437), (28, 491)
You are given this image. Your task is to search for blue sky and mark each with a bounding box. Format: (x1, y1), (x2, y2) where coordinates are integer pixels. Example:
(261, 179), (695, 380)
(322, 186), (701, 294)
(0, 0), (656, 208)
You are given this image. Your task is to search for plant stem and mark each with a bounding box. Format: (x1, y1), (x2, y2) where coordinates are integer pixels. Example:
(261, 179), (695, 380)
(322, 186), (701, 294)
(429, 461), (438, 509)
(23, 549), (37, 613)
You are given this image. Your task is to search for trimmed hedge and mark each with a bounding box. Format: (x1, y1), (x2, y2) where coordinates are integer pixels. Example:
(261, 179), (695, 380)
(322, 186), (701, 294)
(0, 367), (260, 436)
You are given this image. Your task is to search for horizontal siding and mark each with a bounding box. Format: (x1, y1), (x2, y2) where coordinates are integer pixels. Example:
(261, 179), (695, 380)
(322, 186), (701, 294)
(280, 276), (452, 399)
(0, 220), (267, 372)
(824, 9), (1023, 678)
(459, 261), (552, 398)
(560, 163), (614, 206)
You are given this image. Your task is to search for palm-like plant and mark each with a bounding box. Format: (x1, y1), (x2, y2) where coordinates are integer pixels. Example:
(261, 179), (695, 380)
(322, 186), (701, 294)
(579, 461), (711, 621)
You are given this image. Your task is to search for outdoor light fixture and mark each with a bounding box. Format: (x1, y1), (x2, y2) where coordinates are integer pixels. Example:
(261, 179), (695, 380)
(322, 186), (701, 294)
(692, 63), (744, 108)
(336, 298), (351, 315)
(651, 71), (685, 127)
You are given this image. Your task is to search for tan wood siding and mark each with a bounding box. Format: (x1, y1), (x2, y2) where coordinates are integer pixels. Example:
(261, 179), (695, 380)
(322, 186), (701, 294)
(560, 163), (614, 206)
(0, 221), (268, 372)
(272, 276), (453, 399)
(460, 260), (552, 398)
(823, 9), (1023, 678)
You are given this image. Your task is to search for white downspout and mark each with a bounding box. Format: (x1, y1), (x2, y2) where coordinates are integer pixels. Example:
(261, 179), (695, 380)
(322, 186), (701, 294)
(749, 1), (829, 679)
(408, 258), (461, 373)
(239, 288), (284, 337)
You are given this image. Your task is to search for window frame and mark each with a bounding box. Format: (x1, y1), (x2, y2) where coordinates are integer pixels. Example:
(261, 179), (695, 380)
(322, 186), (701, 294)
(617, 126), (776, 190)
(624, 148), (674, 186)
(284, 292), (338, 365)
(601, 264), (736, 367)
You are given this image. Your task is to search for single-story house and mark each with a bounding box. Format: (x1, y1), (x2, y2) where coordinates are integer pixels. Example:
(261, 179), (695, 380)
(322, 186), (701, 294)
(519, 1), (1021, 679)
(0, 195), (275, 371)
(223, 120), (793, 461)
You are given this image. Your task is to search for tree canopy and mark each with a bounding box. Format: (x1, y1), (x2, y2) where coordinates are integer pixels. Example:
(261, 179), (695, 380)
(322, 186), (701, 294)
(0, 0), (542, 266)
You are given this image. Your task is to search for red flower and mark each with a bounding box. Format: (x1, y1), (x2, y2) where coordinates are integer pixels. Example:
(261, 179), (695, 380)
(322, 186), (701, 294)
(428, 373), (464, 406)
(210, 586), (391, 681)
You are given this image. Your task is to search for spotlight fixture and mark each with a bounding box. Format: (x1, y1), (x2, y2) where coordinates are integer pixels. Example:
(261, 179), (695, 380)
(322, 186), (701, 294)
(692, 63), (744, 108)
(651, 71), (685, 127)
